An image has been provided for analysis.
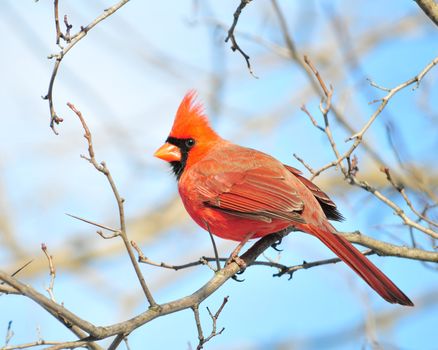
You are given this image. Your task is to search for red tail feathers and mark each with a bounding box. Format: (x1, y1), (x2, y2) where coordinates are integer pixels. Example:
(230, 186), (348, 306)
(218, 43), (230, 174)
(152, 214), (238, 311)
(306, 225), (413, 306)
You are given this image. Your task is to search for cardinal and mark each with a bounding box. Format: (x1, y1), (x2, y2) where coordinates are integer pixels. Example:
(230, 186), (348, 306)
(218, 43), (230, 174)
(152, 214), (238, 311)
(154, 91), (413, 306)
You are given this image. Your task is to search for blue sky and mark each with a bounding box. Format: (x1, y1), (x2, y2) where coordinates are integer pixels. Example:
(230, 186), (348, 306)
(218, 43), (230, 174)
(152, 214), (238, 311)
(0, 1), (437, 349)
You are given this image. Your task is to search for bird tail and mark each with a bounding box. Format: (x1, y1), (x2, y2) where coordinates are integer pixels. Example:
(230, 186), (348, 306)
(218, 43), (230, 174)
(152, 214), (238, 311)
(306, 224), (413, 306)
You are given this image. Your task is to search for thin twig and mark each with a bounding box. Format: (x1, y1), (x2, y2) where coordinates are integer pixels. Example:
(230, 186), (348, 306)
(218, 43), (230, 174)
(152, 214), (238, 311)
(4, 321), (13, 347)
(347, 175), (438, 239)
(67, 102), (156, 307)
(65, 213), (121, 236)
(304, 55), (330, 97)
(0, 260), (34, 294)
(274, 249), (375, 279)
(43, 0), (130, 134)
(293, 153), (315, 174)
(132, 241), (218, 272)
(0, 339), (86, 350)
(63, 15), (73, 43)
(381, 167), (438, 228)
(193, 297), (228, 350)
(43, 339), (95, 350)
(53, 0), (63, 45)
(310, 56), (438, 180)
(192, 305), (204, 347)
(41, 243), (56, 303)
(349, 56), (438, 141)
(300, 55), (346, 179)
(300, 105), (324, 132)
(269, 0), (398, 169)
(225, 0), (257, 77)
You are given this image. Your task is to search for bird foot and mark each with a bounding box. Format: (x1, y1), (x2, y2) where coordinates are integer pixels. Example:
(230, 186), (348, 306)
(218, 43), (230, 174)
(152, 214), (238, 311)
(227, 255), (247, 282)
(271, 238), (283, 252)
(231, 271), (245, 282)
(226, 254), (247, 271)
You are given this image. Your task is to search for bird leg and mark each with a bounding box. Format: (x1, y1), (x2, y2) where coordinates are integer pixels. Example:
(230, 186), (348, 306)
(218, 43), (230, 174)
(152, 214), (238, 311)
(204, 220), (221, 272)
(226, 232), (254, 271)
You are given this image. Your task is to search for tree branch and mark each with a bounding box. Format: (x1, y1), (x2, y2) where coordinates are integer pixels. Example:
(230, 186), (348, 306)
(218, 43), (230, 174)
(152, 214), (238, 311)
(0, 230), (289, 341)
(43, 0), (130, 134)
(414, 0), (438, 26)
(67, 102), (156, 307)
(225, 0), (256, 77)
(342, 232), (438, 262)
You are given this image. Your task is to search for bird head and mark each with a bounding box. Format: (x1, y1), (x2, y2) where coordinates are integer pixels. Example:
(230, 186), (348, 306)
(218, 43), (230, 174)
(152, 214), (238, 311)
(154, 91), (221, 179)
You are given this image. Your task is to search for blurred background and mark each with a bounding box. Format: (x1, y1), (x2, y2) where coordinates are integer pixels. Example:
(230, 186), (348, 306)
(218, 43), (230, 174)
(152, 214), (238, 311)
(0, 0), (437, 349)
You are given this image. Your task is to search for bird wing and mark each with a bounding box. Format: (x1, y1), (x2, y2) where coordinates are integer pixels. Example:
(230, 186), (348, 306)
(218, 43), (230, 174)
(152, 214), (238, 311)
(283, 164), (344, 221)
(195, 161), (306, 224)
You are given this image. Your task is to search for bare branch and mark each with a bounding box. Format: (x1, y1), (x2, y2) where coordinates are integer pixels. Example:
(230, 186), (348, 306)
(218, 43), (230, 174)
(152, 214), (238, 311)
(342, 232), (438, 262)
(43, 0), (130, 134)
(192, 305), (204, 348)
(300, 55), (346, 179)
(300, 105), (324, 132)
(193, 296), (228, 350)
(274, 249), (375, 279)
(1, 225), (436, 345)
(65, 213), (121, 235)
(0, 230), (290, 340)
(347, 174), (438, 239)
(269, 1), (410, 168)
(41, 243), (56, 303)
(303, 55), (330, 97)
(53, 0), (63, 45)
(293, 152), (316, 175)
(225, 0), (257, 77)
(67, 102), (156, 307)
(42, 339), (94, 350)
(132, 240), (219, 272)
(0, 339), (92, 350)
(349, 56), (438, 141)
(310, 55), (438, 179)
(136, 234), (438, 273)
(381, 167), (438, 228)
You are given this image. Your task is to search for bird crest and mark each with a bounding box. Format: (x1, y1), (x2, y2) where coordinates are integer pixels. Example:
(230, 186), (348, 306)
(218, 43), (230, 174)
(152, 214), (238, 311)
(169, 90), (218, 141)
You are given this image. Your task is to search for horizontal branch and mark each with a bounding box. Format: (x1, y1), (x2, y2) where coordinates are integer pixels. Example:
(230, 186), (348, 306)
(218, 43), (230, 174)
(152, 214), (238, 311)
(1, 225), (436, 345)
(0, 230), (289, 340)
(341, 232), (438, 262)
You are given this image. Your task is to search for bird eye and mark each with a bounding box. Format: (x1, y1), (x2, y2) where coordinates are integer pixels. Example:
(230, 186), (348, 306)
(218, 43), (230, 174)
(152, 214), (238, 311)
(185, 138), (195, 148)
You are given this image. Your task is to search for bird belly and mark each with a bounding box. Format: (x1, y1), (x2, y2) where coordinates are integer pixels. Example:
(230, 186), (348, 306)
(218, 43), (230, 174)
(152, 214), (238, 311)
(184, 202), (291, 241)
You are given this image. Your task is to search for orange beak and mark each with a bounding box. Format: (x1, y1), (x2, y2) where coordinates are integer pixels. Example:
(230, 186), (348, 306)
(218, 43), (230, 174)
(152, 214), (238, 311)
(154, 142), (181, 162)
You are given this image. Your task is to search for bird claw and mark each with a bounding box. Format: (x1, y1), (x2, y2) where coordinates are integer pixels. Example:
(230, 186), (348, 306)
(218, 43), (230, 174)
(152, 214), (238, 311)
(226, 254), (247, 282)
(271, 238), (283, 251)
(230, 259), (246, 282)
(226, 255), (247, 270)
(231, 273), (245, 282)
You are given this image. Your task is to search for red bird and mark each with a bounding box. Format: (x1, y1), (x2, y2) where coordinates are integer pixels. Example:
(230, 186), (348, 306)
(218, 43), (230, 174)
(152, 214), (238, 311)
(154, 91), (413, 306)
